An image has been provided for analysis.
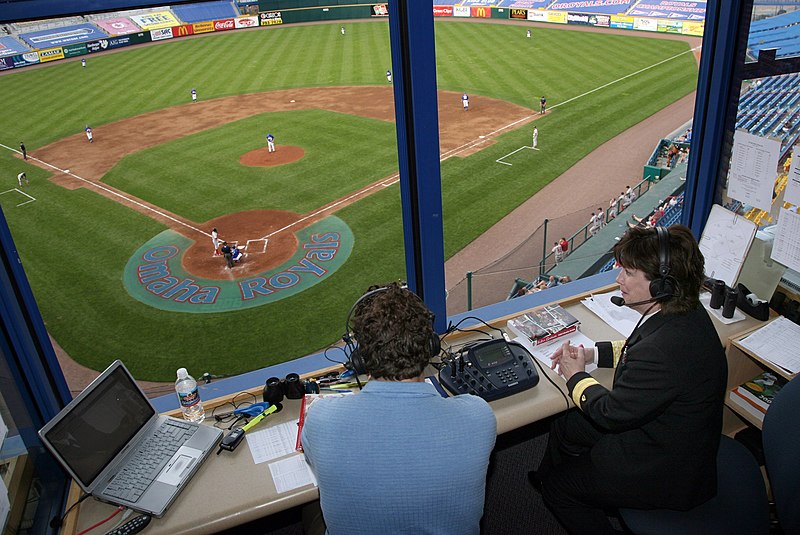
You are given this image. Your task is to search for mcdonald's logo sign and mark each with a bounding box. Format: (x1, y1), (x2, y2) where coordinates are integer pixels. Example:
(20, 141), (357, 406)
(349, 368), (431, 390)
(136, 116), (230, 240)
(173, 24), (194, 37)
(471, 6), (491, 18)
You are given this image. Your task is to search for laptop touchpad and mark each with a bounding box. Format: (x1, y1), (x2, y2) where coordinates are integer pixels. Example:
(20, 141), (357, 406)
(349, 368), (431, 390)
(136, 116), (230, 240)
(156, 446), (201, 486)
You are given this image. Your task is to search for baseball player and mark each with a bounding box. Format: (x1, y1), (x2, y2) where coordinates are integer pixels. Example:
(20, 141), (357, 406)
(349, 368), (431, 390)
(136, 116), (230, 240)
(341, 25), (345, 35)
(267, 133), (275, 153)
(85, 125), (93, 143)
(462, 92), (469, 111)
(17, 172), (28, 187)
(81, 58), (86, 68)
(19, 141), (26, 160)
(191, 88), (197, 102)
(386, 69), (392, 83)
(532, 126), (538, 149)
(211, 228), (220, 256)
(527, 29), (531, 39)
(540, 96), (547, 114)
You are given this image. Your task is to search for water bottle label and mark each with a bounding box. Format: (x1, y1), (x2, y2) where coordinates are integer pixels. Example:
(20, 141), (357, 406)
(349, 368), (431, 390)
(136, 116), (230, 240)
(178, 387), (201, 408)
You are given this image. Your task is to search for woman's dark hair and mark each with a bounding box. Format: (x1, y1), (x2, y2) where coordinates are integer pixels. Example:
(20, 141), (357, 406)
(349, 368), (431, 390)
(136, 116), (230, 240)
(351, 282), (435, 380)
(613, 224), (704, 315)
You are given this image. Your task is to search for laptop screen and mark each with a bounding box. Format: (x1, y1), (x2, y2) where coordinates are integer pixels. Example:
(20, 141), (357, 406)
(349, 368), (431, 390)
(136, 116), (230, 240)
(42, 364), (156, 487)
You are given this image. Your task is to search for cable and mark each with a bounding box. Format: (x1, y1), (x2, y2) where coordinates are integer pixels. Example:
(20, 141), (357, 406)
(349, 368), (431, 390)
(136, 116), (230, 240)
(76, 505), (123, 535)
(528, 352), (571, 411)
(50, 492), (90, 529)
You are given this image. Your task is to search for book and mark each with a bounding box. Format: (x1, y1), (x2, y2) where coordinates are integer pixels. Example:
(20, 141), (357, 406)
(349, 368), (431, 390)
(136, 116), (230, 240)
(729, 390), (765, 423)
(506, 304), (580, 345)
(730, 370), (787, 414)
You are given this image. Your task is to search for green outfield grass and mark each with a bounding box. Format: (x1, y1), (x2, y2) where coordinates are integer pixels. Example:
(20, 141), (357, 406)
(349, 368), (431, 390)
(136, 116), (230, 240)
(0, 21), (697, 382)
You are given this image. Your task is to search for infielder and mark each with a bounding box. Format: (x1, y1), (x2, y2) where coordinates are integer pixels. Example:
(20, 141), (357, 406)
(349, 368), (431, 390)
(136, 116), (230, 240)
(462, 92), (469, 111)
(17, 172), (28, 187)
(191, 88), (197, 102)
(267, 133), (275, 153)
(211, 227), (220, 256)
(85, 126), (93, 143)
(532, 126), (538, 149)
(540, 96), (547, 114)
(386, 69), (392, 83)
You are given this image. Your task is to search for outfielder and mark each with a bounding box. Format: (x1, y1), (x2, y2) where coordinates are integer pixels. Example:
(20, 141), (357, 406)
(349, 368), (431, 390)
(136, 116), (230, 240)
(462, 92), (469, 111)
(267, 133), (275, 153)
(191, 88), (197, 102)
(341, 25), (345, 35)
(527, 29), (531, 39)
(532, 126), (538, 149)
(386, 69), (392, 83)
(85, 126), (93, 143)
(81, 58), (86, 68)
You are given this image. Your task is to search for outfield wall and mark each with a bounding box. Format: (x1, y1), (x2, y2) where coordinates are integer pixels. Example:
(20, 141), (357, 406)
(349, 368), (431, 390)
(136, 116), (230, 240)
(0, 3), (703, 71)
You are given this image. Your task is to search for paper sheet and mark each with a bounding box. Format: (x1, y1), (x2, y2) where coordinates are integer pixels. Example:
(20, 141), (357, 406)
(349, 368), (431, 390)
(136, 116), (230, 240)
(786, 144), (800, 206)
(728, 131), (780, 212)
(581, 291), (641, 338)
(512, 329), (598, 373)
(772, 206), (800, 273)
(268, 454), (318, 494)
(738, 316), (800, 374)
(699, 204), (757, 286)
(246, 420), (299, 464)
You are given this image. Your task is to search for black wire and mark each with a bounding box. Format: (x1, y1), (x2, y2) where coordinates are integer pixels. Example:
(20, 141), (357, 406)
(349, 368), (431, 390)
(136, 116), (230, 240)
(50, 492), (90, 529)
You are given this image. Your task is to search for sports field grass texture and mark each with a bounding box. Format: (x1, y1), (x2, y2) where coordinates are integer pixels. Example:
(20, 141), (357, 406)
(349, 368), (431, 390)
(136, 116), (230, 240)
(0, 21), (697, 381)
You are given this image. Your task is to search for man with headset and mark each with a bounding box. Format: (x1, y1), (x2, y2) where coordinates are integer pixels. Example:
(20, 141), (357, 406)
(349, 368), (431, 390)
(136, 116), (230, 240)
(537, 225), (727, 534)
(301, 282), (496, 534)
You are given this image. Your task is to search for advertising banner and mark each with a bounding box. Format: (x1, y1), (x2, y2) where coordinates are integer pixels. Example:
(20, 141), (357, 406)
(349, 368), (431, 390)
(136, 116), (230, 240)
(0, 57), (13, 70)
(528, 10), (549, 21)
(547, 11), (568, 23)
(549, 0), (636, 15)
(85, 33), (150, 52)
(259, 12), (283, 26)
(628, 0), (706, 20)
(454, 6), (471, 17)
(234, 15), (259, 28)
(461, 0), (496, 4)
(193, 21), (215, 34)
(95, 18), (140, 36)
(0, 37), (28, 58)
(657, 20), (683, 32)
(63, 43), (88, 58)
(567, 12), (591, 24)
(214, 18), (236, 31)
(610, 15), (634, 28)
(11, 52), (40, 68)
(38, 47), (64, 63)
(172, 24), (194, 38)
(433, 5), (454, 16)
(471, 6), (491, 17)
(130, 11), (180, 30)
(634, 17), (658, 31)
(22, 23), (104, 48)
(372, 4), (388, 16)
(510, 8), (528, 19)
(150, 28), (174, 41)
(682, 20), (704, 35)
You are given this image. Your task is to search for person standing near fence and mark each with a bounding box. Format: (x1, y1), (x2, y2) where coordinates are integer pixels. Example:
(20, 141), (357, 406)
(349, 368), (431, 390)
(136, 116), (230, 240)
(553, 242), (565, 264)
(559, 237), (569, 257)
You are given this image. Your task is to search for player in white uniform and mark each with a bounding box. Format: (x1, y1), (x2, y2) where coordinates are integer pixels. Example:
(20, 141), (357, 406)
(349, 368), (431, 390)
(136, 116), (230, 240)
(267, 133), (275, 153)
(532, 126), (538, 149)
(527, 29), (531, 39)
(85, 126), (93, 143)
(341, 26), (345, 35)
(386, 69), (392, 83)
(191, 88), (197, 102)
(81, 58), (86, 67)
(17, 172), (28, 187)
(211, 228), (220, 256)
(462, 92), (469, 111)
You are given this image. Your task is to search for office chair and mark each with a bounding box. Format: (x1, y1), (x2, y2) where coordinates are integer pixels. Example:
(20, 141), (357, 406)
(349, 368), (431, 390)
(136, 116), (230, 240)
(763, 375), (800, 535)
(619, 435), (769, 535)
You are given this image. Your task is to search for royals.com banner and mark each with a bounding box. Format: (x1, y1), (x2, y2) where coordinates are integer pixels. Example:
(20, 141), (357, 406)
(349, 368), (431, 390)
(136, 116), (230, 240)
(20, 23), (104, 48)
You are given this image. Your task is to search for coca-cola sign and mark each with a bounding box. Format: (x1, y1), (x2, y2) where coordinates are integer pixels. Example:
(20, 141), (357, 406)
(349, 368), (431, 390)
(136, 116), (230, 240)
(214, 19), (235, 31)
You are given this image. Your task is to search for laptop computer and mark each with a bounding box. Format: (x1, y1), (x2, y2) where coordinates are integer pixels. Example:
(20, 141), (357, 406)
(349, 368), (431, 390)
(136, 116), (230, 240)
(39, 360), (223, 517)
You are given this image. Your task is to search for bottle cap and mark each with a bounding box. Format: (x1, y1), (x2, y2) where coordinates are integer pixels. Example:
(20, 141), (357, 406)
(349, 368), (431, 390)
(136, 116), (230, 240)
(177, 368), (188, 379)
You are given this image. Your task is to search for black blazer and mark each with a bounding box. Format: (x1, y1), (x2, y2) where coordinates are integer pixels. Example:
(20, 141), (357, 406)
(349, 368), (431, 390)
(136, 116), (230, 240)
(566, 305), (727, 510)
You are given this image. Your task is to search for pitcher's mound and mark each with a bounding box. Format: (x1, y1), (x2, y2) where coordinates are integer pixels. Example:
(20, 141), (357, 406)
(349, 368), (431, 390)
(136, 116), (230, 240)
(240, 146), (304, 167)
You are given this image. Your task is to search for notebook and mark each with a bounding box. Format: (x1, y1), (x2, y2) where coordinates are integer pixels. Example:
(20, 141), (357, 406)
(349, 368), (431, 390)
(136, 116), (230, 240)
(38, 360), (223, 517)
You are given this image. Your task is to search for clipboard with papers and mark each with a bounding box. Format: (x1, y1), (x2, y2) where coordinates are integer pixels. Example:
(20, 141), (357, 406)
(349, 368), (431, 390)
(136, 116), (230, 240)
(698, 204), (757, 287)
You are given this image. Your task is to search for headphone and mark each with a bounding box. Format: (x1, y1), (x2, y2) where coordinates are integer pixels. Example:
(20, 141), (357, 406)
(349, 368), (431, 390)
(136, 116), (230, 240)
(342, 285), (441, 376)
(649, 226), (676, 301)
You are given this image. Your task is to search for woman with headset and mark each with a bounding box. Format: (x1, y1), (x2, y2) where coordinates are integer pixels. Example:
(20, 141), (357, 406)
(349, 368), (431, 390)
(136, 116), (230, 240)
(536, 225), (727, 535)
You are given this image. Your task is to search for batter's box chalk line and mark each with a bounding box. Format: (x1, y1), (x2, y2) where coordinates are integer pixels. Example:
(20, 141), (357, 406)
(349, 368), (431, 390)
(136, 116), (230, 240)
(0, 188), (36, 207)
(496, 145), (536, 167)
(245, 238), (269, 254)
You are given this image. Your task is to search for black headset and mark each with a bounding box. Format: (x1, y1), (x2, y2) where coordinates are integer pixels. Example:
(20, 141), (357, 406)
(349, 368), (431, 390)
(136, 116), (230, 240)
(342, 285), (441, 376)
(649, 226), (676, 301)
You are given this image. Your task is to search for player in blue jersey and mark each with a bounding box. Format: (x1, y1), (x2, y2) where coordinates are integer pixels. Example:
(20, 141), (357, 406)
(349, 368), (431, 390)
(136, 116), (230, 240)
(462, 92), (469, 111)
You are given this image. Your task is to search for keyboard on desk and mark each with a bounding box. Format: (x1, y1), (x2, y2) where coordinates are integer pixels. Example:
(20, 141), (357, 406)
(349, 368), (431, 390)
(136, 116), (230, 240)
(104, 419), (197, 503)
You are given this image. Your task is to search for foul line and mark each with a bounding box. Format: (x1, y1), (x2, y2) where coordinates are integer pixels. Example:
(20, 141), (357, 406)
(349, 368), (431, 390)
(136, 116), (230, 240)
(0, 143), (208, 237)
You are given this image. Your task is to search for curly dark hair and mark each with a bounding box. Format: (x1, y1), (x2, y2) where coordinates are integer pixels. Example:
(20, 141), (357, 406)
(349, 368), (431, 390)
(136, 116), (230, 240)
(613, 224), (704, 315)
(351, 282), (435, 380)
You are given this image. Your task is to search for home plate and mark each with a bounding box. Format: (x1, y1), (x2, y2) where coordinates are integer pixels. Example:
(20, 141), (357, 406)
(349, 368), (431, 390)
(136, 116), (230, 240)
(290, 100), (295, 103)
(479, 135), (485, 139)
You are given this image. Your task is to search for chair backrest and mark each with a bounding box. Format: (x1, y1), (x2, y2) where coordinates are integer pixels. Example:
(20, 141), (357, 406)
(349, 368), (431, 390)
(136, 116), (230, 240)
(763, 375), (800, 534)
(620, 436), (769, 535)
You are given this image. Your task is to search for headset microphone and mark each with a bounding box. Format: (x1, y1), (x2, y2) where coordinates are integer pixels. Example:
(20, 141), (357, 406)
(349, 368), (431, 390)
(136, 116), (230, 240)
(611, 295), (661, 307)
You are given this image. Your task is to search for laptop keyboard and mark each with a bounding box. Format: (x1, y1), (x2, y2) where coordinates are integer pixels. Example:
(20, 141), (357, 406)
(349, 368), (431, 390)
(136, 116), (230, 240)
(104, 419), (197, 503)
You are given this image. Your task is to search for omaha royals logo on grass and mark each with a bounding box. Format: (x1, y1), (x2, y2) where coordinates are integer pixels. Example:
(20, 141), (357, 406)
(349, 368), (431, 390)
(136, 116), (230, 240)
(123, 216), (353, 313)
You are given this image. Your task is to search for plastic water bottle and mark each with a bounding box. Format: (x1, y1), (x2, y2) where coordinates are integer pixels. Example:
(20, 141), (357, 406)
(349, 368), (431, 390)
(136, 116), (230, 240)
(175, 368), (205, 422)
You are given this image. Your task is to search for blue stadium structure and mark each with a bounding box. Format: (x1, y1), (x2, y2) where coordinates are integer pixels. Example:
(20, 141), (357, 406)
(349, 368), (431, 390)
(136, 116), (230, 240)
(748, 10), (800, 59)
(736, 72), (800, 157)
(171, 1), (239, 23)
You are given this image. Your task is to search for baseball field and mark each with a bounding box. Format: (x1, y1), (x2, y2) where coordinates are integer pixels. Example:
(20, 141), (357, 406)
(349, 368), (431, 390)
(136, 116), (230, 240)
(0, 20), (698, 383)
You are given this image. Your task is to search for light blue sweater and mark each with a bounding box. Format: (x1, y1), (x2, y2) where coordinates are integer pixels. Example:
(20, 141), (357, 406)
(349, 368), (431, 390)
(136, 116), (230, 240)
(302, 380), (497, 535)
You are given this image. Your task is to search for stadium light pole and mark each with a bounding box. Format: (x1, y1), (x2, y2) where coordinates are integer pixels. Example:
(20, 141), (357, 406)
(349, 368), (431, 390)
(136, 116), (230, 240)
(387, 0), (447, 331)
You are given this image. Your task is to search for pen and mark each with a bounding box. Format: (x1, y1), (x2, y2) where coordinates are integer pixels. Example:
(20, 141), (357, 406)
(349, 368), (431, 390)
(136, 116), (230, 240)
(327, 382), (362, 389)
(320, 388), (352, 393)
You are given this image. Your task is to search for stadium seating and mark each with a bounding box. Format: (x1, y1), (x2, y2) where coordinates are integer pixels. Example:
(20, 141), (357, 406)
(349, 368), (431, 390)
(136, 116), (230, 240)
(172, 1), (239, 23)
(736, 73), (800, 156)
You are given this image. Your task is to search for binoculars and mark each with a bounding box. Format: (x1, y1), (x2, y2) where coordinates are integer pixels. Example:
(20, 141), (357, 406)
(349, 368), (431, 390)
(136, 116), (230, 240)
(263, 373), (319, 404)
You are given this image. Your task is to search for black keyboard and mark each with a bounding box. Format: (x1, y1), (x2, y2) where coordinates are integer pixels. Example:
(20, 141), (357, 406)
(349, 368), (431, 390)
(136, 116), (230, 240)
(104, 420), (196, 503)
